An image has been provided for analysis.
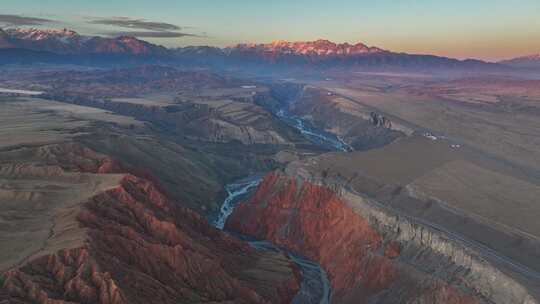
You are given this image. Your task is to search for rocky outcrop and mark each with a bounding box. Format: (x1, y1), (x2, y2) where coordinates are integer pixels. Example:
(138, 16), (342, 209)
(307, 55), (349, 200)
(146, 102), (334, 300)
(370, 111), (392, 128)
(227, 173), (391, 299)
(0, 146), (301, 304)
(2, 248), (127, 304)
(226, 172), (538, 304)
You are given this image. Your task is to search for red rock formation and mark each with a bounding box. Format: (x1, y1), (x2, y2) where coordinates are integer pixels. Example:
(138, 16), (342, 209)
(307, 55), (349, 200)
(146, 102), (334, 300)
(226, 173), (395, 300)
(384, 241), (401, 259)
(0, 148), (301, 304)
(226, 172), (482, 303)
(3, 248), (126, 304)
(35, 143), (124, 174)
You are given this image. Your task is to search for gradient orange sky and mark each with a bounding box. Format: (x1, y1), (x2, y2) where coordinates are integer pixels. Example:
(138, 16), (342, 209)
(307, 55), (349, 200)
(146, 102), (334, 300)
(3, 0), (540, 61)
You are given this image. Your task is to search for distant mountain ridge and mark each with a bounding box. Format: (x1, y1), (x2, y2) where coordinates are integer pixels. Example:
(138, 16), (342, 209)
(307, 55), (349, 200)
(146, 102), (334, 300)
(0, 27), (506, 70)
(229, 39), (386, 57)
(221, 40), (500, 70)
(187, 39), (503, 70)
(499, 53), (540, 69)
(1, 28), (167, 55)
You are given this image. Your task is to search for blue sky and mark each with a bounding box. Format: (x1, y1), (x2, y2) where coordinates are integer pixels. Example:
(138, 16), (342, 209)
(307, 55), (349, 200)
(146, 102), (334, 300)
(2, 0), (540, 61)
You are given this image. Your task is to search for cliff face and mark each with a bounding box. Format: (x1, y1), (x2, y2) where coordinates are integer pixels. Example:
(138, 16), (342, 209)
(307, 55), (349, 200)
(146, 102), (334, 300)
(0, 144), (301, 304)
(226, 172), (392, 298)
(42, 93), (294, 146)
(287, 87), (406, 150)
(226, 173), (537, 304)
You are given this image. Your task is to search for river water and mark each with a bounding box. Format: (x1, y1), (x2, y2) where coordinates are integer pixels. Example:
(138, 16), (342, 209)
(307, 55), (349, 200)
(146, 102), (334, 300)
(275, 99), (352, 152)
(213, 176), (332, 304)
(210, 94), (350, 303)
(276, 109), (352, 152)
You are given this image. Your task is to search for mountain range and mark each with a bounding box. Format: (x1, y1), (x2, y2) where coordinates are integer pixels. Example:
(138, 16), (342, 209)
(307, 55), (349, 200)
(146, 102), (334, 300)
(499, 53), (540, 69)
(0, 28), (167, 55)
(230, 39), (385, 57)
(0, 27), (533, 70)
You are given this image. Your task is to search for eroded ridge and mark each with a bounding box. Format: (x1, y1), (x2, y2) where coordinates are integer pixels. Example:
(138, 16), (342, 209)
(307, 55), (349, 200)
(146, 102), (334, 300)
(226, 172), (538, 304)
(0, 144), (301, 304)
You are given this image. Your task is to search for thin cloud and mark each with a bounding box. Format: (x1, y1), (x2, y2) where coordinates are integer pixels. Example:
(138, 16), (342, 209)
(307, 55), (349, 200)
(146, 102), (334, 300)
(0, 14), (55, 26)
(89, 17), (181, 31)
(104, 30), (201, 38)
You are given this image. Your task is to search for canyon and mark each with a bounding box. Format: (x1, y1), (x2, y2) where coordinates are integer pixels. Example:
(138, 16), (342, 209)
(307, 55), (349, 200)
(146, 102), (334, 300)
(1, 27), (540, 303)
(226, 171), (538, 303)
(0, 143), (302, 304)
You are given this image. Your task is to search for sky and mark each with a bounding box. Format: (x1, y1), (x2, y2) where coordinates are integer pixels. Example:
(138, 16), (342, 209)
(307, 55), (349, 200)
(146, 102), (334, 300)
(2, 0), (540, 61)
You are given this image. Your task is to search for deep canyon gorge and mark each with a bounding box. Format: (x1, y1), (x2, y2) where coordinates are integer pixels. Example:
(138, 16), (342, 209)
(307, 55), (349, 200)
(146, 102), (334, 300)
(226, 171), (538, 303)
(1, 36), (540, 303)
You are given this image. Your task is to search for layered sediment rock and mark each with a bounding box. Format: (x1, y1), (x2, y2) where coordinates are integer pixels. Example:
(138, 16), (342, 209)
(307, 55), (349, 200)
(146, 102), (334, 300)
(0, 145), (301, 304)
(226, 172), (537, 304)
(260, 85), (405, 151)
(42, 92), (295, 146)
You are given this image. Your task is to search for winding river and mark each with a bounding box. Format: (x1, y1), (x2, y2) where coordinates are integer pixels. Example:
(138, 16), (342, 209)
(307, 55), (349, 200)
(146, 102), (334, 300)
(210, 92), (352, 303)
(213, 176), (332, 304)
(276, 108), (352, 152)
(273, 88), (353, 152)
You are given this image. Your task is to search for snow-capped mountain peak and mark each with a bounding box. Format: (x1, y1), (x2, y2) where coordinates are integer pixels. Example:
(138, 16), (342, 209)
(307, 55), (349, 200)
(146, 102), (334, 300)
(230, 39), (385, 57)
(0, 27), (167, 55)
(7, 28), (80, 42)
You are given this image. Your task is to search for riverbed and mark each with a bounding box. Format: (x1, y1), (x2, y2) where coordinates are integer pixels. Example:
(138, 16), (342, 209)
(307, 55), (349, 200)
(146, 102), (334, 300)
(276, 108), (352, 152)
(213, 176), (332, 304)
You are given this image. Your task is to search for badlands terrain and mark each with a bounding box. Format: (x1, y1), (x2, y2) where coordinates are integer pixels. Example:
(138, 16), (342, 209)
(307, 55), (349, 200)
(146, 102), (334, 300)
(0, 29), (540, 304)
